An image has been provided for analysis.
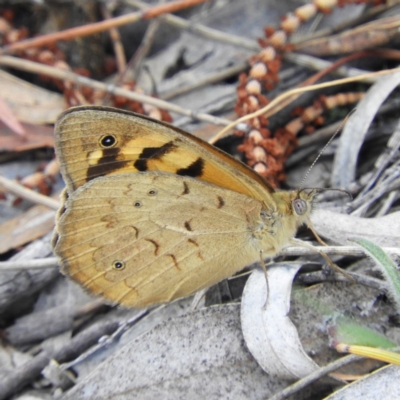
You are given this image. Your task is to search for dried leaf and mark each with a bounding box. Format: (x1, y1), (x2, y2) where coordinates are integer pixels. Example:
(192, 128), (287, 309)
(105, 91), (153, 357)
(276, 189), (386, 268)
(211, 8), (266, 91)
(311, 210), (400, 248)
(241, 264), (319, 380)
(332, 71), (400, 188)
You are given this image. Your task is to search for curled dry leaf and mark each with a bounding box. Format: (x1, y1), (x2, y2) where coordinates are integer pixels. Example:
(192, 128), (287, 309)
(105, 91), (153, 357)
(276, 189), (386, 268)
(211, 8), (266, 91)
(311, 210), (400, 248)
(241, 264), (319, 380)
(332, 70), (400, 188)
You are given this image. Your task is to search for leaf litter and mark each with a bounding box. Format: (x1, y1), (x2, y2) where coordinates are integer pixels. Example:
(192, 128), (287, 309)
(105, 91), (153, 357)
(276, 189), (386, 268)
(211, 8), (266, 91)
(0, 0), (399, 399)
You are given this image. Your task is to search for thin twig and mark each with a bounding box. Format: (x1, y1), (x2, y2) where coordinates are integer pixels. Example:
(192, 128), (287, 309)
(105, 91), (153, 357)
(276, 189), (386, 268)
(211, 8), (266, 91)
(280, 245), (400, 257)
(0, 258), (58, 270)
(297, 269), (390, 294)
(211, 66), (400, 142)
(161, 62), (248, 100)
(292, 2), (399, 45)
(1, 0), (210, 54)
(268, 354), (363, 400)
(284, 53), (372, 81)
(0, 175), (60, 210)
(0, 320), (120, 400)
(0, 55), (231, 126)
(101, 3), (127, 74)
(124, 0), (260, 51)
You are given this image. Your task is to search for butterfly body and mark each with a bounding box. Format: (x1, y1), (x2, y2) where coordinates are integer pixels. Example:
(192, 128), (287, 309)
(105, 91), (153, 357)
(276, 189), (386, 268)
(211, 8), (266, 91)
(53, 106), (315, 307)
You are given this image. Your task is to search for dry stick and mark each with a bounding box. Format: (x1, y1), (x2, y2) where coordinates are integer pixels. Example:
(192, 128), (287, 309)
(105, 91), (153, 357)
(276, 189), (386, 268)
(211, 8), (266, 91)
(284, 49), (400, 80)
(128, 17), (162, 83)
(0, 0), (210, 55)
(290, 95), (400, 157)
(297, 269), (390, 294)
(268, 354), (363, 400)
(0, 175), (59, 210)
(211, 66), (400, 143)
(279, 245), (400, 257)
(0, 55), (231, 126)
(125, 0), (260, 51)
(255, 51), (374, 126)
(101, 3), (127, 74)
(0, 258), (59, 270)
(0, 320), (120, 400)
(244, 50), (390, 126)
(284, 52), (372, 81)
(292, 2), (399, 45)
(101, 8), (162, 105)
(161, 62), (248, 100)
(295, 15), (400, 55)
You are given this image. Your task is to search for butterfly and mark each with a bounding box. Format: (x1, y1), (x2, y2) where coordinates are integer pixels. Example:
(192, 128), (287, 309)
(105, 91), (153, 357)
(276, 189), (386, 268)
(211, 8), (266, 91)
(52, 106), (316, 308)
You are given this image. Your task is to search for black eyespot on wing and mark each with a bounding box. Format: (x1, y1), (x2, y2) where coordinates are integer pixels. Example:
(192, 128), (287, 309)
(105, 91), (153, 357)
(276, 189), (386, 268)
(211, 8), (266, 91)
(176, 158), (204, 178)
(184, 221), (192, 231)
(134, 201), (142, 208)
(113, 260), (125, 270)
(99, 135), (117, 148)
(148, 189), (157, 196)
(134, 141), (177, 171)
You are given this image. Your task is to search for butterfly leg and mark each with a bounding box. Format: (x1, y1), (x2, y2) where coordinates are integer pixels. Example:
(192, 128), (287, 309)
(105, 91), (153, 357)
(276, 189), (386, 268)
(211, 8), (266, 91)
(289, 238), (354, 282)
(259, 250), (272, 309)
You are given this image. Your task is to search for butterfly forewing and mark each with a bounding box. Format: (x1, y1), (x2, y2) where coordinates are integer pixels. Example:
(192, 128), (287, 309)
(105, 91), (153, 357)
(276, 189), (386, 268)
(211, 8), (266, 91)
(55, 106), (275, 204)
(54, 173), (267, 307)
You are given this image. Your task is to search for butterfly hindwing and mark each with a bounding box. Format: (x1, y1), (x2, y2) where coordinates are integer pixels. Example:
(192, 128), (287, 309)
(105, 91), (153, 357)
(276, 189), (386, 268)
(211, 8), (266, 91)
(54, 172), (265, 307)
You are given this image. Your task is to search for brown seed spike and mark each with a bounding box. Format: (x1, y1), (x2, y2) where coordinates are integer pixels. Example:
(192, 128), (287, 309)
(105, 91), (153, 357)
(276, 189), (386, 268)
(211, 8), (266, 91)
(145, 238), (160, 255)
(217, 196), (225, 209)
(176, 158), (204, 178)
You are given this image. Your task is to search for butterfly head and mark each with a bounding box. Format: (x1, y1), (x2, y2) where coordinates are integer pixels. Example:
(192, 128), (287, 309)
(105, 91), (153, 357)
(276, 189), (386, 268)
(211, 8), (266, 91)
(289, 188), (318, 228)
(292, 187), (351, 221)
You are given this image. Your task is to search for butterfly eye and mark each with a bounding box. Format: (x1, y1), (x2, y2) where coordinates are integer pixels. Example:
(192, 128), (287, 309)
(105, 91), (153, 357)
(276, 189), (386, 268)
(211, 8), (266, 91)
(113, 260), (125, 270)
(134, 201), (142, 208)
(148, 189), (157, 196)
(99, 135), (117, 148)
(293, 198), (307, 215)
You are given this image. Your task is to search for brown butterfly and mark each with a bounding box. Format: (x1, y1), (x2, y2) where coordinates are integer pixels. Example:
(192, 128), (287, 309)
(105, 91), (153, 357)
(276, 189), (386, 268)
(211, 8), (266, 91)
(52, 106), (317, 308)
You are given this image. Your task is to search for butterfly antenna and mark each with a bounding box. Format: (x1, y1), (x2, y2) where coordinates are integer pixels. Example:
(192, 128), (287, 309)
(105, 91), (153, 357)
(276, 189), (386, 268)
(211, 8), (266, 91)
(299, 109), (356, 190)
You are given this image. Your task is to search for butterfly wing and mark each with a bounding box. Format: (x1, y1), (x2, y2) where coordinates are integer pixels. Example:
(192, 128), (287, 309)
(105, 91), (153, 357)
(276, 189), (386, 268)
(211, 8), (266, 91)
(53, 172), (269, 307)
(55, 106), (274, 203)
